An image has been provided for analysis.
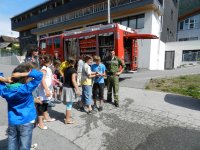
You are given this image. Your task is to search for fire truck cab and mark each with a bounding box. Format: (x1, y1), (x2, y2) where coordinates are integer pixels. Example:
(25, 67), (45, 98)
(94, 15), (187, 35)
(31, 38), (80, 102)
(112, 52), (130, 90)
(39, 23), (157, 70)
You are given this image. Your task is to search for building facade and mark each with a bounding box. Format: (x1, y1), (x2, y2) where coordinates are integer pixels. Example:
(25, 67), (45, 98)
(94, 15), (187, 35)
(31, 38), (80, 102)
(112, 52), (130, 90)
(177, 9), (200, 41)
(11, 0), (178, 70)
(164, 0), (200, 70)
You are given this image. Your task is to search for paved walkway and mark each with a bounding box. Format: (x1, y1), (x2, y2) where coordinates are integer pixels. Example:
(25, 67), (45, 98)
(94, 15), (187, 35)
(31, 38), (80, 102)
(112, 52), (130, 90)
(0, 64), (200, 150)
(120, 64), (200, 88)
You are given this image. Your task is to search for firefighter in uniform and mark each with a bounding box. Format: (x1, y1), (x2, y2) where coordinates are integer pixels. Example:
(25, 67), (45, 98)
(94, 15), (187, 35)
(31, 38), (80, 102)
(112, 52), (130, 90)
(105, 50), (125, 107)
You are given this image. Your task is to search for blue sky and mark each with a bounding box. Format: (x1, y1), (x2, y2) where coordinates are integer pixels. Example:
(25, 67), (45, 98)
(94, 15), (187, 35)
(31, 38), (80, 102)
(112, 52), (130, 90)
(0, 0), (45, 37)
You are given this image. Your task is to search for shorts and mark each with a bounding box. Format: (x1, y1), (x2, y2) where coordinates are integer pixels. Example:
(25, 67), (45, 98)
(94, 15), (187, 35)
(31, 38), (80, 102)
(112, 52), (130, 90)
(61, 87), (76, 104)
(82, 85), (93, 105)
(92, 83), (105, 100)
(36, 102), (48, 116)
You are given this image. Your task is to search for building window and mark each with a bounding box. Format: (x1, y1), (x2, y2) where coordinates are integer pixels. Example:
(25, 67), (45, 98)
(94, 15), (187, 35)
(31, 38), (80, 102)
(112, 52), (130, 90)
(23, 32), (27, 37)
(179, 21), (184, 30)
(47, 39), (52, 50)
(189, 37), (198, 40)
(182, 50), (200, 61)
(179, 37), (198, 41)
(129, 18), (136, 29)
(121, 19), (128, 27)
(179, 15), (198, 30)
(184, 19), (189, 29)
(40, 39), (46, 50)
(137, 14), (145, 29)
(114, 14), (145, 29)
(54, 37), (61, 49)
(189, 16), (195, 29)
(41, 7), (47, 13)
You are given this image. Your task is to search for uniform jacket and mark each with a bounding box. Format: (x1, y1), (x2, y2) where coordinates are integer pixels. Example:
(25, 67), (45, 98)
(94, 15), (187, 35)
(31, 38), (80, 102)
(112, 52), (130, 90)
(105, 56), (125, 74)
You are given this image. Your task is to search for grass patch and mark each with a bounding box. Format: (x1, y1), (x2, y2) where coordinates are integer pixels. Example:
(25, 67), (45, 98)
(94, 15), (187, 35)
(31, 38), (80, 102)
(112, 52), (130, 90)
(146, 74), (200, 99)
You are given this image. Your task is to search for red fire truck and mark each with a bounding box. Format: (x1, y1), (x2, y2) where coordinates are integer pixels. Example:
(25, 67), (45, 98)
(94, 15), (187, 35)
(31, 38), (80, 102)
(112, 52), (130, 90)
(39, 23), (157, 70)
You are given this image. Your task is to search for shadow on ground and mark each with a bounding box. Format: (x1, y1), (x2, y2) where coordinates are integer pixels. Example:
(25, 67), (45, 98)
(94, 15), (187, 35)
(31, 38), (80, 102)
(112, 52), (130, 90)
(135, 126), (200, 150)
(164, 94), (200, 111)
(49, 108), (65, 123)
(119, 77), (132, 82)
(0, 138), (7, 150)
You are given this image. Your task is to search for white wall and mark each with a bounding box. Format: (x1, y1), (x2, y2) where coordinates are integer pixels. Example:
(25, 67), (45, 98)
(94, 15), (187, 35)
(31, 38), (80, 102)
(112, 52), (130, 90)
(149, 11), (164, 70)
(165, 40), (200, 68)
(137, 10), (165, 70)
(137, 11), (152, 69)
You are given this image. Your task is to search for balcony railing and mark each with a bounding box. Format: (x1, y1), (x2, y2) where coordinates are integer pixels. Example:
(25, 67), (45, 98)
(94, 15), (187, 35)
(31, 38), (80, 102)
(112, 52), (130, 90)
(37, 0), (156, 29)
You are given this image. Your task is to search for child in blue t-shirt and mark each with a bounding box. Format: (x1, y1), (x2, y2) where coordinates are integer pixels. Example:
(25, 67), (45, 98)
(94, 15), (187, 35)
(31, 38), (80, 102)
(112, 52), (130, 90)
(91, 56), (106, 111)
(0, 64), (43, 150)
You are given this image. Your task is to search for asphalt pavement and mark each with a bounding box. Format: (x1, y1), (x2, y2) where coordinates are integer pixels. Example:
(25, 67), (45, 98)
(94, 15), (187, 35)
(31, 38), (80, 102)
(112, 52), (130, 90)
(0, 64), (200, 150)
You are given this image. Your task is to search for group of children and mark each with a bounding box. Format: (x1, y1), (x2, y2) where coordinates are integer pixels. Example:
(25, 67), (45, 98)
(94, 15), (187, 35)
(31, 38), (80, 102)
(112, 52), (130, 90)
(0, 52), (107, 149)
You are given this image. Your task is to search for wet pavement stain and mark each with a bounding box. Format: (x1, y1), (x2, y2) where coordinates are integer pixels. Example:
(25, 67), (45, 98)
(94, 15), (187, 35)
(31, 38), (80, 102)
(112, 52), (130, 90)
(102, 113), (156, 150)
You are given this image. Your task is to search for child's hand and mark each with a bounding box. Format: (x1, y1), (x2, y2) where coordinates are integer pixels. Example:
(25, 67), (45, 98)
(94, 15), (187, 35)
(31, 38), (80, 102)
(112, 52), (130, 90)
(59, 82), (63, 87)
(7, 77), (13, 83)
(45, 90), (51, 97)
(0, 77), (12, 83)
(12, 72), (21, 78)
(12, 72), (30, 78)
(34, 97), (43, 104)
(76, 90), (81, 97)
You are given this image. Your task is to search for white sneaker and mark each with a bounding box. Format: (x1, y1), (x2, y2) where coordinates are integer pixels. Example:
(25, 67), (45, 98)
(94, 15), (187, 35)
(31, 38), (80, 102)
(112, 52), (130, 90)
(30, 143), (38, 150)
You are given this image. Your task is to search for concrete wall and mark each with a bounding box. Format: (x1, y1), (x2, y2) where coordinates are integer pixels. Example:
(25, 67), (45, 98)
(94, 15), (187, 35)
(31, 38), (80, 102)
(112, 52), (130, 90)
(161, 0), (178, 42)
(165, 40), (200, 68)
(0, 55), (24, 65)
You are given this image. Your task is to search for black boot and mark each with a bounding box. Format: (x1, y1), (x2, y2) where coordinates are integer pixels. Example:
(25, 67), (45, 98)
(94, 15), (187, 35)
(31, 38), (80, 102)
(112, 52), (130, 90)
(114, 101), (119, 107)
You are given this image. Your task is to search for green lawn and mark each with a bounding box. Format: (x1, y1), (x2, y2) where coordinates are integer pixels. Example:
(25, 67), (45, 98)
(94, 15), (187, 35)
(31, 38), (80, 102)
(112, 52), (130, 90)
(145, 74), (200, 99)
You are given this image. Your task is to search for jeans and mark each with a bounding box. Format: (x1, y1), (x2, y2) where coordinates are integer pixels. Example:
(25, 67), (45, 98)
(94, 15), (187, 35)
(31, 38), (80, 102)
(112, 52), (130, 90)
(82, 85), (93, 105)
(8, 123), (34, 150)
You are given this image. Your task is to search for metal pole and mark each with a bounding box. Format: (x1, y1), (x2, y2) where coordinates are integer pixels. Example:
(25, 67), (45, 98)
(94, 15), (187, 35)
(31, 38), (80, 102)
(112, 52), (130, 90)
(108, 0), (111, 24)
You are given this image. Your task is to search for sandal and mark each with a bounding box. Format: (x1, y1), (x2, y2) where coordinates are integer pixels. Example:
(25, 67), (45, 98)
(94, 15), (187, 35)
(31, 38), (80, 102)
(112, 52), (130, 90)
(64, 119), (75, 124)
(43, 118), (56, 122)
(37, 124), (48, 130)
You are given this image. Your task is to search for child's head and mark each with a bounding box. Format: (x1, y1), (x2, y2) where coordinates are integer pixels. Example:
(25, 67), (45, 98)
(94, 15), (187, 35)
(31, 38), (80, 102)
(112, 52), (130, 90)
(39, 54), (52, 66)
(67, 57), (76, 67)
(84, 55), (93, 65)
(53, 59), (61, 68)
(12, 64), (30, 84)
(93, 56), (101, 65)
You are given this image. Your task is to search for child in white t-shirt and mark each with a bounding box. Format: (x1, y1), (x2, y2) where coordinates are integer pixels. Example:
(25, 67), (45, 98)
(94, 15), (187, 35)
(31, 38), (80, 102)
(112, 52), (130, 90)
(37, 54), (55, 130)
